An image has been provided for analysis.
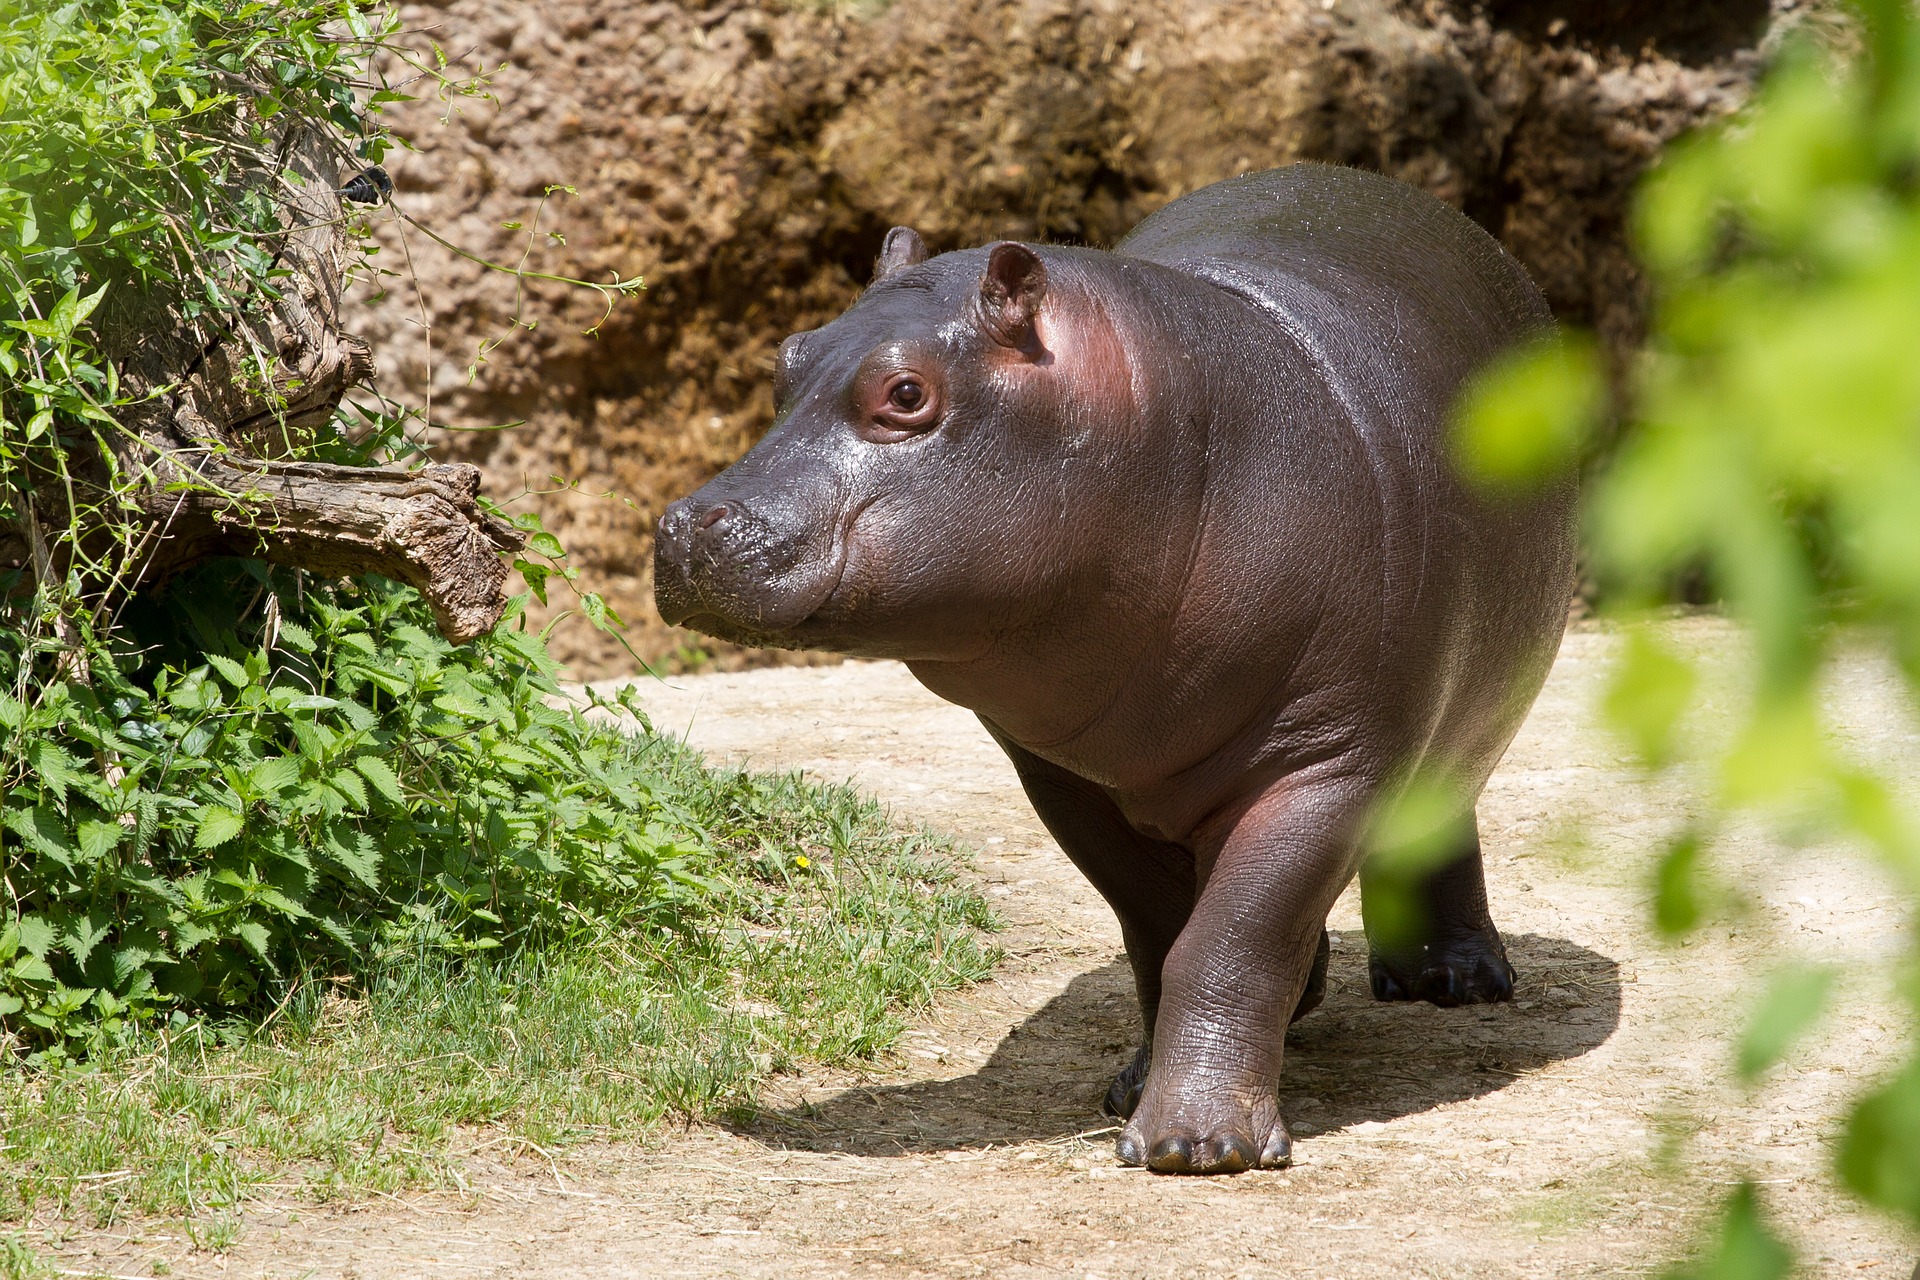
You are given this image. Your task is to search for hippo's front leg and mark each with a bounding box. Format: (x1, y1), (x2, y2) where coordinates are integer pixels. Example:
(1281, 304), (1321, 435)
(1118, 773), (1369, 1174)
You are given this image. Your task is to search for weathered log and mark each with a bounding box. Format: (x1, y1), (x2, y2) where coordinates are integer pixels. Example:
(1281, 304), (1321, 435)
(11, 120), (524, 644)
(130, 455), (522, 645)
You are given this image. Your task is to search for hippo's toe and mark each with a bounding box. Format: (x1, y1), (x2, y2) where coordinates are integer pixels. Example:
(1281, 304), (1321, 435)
(1368, 928), (1515, 1007)
(1116, 1073), (1292, 1175)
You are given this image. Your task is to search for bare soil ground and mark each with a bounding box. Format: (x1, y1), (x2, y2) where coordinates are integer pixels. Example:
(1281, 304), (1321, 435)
(71, 620), (1920, 1277)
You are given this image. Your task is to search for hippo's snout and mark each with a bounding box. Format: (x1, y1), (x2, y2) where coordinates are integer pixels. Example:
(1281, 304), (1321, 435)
(653, 486), (847, 643)
(652, 495), (711, 627)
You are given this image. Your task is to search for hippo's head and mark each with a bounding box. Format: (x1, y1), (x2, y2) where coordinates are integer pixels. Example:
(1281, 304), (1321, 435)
(655, 228), (1144, 661)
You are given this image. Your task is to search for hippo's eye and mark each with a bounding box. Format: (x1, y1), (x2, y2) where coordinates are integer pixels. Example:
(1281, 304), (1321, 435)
(859, 361), (943, 442)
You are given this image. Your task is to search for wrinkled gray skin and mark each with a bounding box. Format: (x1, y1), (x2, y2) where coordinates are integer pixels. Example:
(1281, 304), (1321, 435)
(656, 164), (1576, 1175)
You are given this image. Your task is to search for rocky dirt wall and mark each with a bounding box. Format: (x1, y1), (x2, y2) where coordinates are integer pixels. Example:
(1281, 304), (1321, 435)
(352, 0), (1793, 675)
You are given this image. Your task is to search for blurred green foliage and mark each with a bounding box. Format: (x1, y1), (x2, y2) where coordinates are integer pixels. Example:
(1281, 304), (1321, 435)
(1458, 0), (1920, 1269)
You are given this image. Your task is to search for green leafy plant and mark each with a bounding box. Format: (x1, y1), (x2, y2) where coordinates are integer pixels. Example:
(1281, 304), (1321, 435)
(0, 0), (673, 1058)
(1456, 0), (1920, 1269)
(0, 564), (721, 1052)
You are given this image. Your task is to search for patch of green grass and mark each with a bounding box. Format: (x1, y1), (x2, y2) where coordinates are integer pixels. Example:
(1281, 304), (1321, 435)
(0, 743), (998, 1231)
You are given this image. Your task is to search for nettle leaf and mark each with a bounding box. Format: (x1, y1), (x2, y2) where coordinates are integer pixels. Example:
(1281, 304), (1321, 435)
(15, 916), (56, 962)
(172, 920), (217, 954)
(233, 920), (274, 966)
(75, 819), (124, 862)
(321, 824), (380, 891)
(5, 804), (78, 866)
(354, 754), (405, 805)
(9, 957), (54, 987)
(1737, 965), (1836, 1083)
(275, 621), (317, 652)
(328, 768), (369, 810)
(193, 803), (246, 850)
(250, 755), (303, 796)
(111, 944), (166, 986)
(62, 915), (111, 969)
(204, 653), (251, 689)
(254, 887), (311, 919)
(270, 690), (342, 713)
(25, 740), (82, 806)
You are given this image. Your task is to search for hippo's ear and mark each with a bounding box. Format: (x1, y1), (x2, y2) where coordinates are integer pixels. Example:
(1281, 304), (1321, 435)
(872, 227), (930, 285)
(978, 242), (1048, 351)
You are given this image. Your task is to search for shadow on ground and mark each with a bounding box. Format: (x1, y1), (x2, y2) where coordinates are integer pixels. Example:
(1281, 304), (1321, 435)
(739, 930), (1620, 1156)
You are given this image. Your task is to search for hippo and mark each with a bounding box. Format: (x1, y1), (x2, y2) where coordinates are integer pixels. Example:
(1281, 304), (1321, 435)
(654, 163), (1576, 1174)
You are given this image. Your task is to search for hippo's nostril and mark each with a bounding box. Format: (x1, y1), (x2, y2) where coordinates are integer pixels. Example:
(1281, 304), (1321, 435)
(697, 503), (731, 531)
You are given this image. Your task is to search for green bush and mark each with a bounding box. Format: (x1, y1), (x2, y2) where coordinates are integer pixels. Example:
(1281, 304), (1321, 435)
(0, 0), (684, 1054)
(0, 566), (720, 1051)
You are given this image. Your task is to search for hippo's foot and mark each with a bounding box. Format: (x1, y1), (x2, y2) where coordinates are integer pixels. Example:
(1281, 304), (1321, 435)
(1103, 1043), (1150, 1119)
(1292, 927), (1331, 1022)
(1367, 924), (1515, 1007)
(1102, 930), (1329, 1123)
(1115, 1070), (1291, 1174)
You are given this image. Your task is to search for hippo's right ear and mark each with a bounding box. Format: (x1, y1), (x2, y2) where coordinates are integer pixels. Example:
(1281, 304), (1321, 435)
(872, 227), (930, 285)
(978, 242), (1048, 352)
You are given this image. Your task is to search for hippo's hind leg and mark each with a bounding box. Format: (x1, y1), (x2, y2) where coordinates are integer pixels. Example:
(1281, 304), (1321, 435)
(983, 723), (1198, 1119)
(1360, 813), (1515, 1006)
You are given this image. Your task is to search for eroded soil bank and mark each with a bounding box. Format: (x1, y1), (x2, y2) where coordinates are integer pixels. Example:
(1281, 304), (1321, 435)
(354, 0), (1801, 673)
(66, 620), (1920, 1278)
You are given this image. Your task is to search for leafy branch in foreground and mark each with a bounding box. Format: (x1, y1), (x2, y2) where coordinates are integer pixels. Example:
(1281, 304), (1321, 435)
(1456, 0), (1920, 1271)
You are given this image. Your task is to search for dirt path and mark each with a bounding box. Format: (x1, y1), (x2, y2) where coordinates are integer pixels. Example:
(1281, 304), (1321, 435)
(82, 621), (1920, 1278)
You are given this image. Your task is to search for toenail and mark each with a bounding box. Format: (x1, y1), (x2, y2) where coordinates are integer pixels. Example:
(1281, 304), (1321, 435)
(1148, 1135), (1196, 1172)
(1200, 1133), (1255, 1173)
(1261, 1127), (1294, 1168)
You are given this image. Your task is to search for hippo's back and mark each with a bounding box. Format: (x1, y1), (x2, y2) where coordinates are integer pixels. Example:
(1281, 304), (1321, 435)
(1118, 164), (1573, 794)
(1115, 164), (1550, 433)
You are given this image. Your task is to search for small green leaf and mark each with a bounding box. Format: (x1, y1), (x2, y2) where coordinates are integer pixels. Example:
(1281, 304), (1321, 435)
(250, 756), (303, 796)
(328, 769), (368, 810)
(70, 282), (108, 330)
(5, 805), (77, 866)
(1453, 331), (1604, 490)
(193, 805), (245, 850)
(205, 654), (250, 689)
(354, 755), (405, 805)
(233, 921), (273, 966)
(25, 740), (81, 806)
(1839, 1054), (1920, 1227)
(62, 916), (110, 969)
(1662, 1182), (1793, 1280)
(276, 621), (317, 652)
(1603, 629), (1699, 768)
(1736, 965), (1834, 1083)
(75, 820), (124, 863)
(14, 916), (56, 962)
(322, 825), (380, 891)
(1652, 831), (1706, 936)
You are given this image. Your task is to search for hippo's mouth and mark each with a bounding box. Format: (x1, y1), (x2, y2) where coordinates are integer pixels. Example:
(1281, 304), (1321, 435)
(664, 496), (877, 649)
